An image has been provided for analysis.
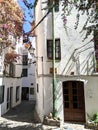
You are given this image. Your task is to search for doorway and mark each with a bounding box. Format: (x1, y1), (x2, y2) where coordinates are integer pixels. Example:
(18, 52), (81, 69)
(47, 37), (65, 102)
(63, 81), (85, 122)
(10, 87), (13, 108)
(7, 87), (13, 110)
(22, 87), (29, 100)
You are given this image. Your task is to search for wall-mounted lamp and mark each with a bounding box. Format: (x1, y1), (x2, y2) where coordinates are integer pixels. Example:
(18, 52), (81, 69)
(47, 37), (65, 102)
(28, 47), (43, 64)
(29, 47), (35, 57)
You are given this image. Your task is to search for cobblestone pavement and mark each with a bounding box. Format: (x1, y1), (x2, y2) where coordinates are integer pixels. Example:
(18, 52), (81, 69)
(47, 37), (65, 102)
(0, 101), (92, 130)
(42, 123), (92, 130)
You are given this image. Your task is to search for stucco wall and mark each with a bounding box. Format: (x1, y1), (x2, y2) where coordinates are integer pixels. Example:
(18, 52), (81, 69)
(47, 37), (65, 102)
(36, 75), (98, 122)
(35, 76), (64, 122)
(22, 49), (36, 100)
(36, 1), (94, 76)
(1, 78), (21, 115)
(59, 75), (98, 121)
(34, 0), (97, 122)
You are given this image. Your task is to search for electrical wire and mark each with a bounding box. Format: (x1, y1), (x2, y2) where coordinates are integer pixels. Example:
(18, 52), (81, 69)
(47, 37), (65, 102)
(25, 3), (55, 36)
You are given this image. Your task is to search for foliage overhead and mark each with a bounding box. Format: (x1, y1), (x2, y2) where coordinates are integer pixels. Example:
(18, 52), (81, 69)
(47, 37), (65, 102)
(0, 0), (23, 64)
(4, 51), (20, 64)
(0, 0), (23, 48)
(22, 0), (98, 40)
(61, 0), (98, 40)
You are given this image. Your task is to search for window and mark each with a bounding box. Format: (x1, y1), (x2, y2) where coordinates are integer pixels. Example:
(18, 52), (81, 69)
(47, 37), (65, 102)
(16, 86), (20, 102)
(22, 68), (28, 77)
(47, 39), (61, 60)
(55, 39), (61, 59)
(23, 55), (28, 65)
(7, 88), (9, 109)
(0, 85), (4, 104)
(30, 88), (34, 95)
(48, 0), (59, 12)
(37, 84), (39, 93)
(47, 40), (53, 59)
(9, 63), (15, 77)
(23, 35), (29, 43)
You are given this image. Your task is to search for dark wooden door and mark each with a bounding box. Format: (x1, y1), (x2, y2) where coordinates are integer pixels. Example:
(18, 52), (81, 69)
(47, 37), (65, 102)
(22, 87), (29, 100)
(63, 81), (85, 122)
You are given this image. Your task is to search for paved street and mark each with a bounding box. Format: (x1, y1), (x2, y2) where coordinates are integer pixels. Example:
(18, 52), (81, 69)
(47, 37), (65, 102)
(3, 101), (35, 123)
(0, 101), (91, 130)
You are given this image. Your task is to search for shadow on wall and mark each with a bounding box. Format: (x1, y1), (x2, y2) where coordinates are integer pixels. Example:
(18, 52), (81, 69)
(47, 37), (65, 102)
(56, 81), (64, 120)
(61, 42), (94, 75)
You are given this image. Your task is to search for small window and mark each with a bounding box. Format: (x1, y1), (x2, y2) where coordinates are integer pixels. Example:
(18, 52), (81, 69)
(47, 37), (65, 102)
(23, 35), (29, 43)
(55, 39), (61, 60)
(37, 84), (39, 93)
(0, 85), (4, 104)
(47, 39), (61, 60)
(16, 86), (20, 102)
(30, 88), (34, 95)
(22, 68), (28, 77)
(23, 55), (28, 65)
(9, 63), (15, 77)
(47, 40), (53, 59)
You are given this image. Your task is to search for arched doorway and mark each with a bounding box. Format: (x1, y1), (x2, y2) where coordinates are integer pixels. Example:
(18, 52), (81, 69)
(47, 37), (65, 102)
(63, 81), (85, 122)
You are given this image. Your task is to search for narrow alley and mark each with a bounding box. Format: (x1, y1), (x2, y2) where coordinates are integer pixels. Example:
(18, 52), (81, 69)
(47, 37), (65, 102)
(0, 101), (46, 130)
(0, 101), (37, 130)
(0, 101), (91, 130)
(3, 101), (35, 123)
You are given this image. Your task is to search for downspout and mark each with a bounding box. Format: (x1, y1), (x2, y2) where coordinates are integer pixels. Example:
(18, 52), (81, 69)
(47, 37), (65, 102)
(52, 0), (57, 118)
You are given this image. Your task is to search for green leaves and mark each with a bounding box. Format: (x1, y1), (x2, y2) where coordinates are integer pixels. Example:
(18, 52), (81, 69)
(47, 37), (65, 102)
(61, 0), (98, 40)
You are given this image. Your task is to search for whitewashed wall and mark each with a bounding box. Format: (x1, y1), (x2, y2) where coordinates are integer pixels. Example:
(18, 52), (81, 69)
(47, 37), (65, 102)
(35, 0), (46, 121)
(60, 75), (98, 121)
(1, 78), (21, 115)
(42, 4), (94, 76)
(22, 48), (36, 100)
(0, 36), (23, 116)
(35, 0), (96, 122)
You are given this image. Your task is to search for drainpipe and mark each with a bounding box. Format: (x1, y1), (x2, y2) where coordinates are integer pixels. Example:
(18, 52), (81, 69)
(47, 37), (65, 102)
(52, 0), (57, 118)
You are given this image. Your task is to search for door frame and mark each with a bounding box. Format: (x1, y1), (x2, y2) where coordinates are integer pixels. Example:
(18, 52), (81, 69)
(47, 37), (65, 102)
(7, 87), (13, 110)
(10, 87), (13, 108)
(63, 80), (86, 122)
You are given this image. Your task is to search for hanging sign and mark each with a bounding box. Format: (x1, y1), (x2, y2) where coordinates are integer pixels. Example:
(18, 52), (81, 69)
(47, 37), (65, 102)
(24, 42), (32, 49)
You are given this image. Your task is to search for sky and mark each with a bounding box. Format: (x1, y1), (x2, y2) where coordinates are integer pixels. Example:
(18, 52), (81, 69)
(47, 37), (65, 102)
(18, 0), (35, 33)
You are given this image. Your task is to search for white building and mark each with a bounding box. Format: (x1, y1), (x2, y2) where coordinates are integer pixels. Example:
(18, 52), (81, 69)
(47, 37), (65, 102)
(0, 0), (23, 116)
(0, 37), (23, 116)
(34, 0), (98, 123)
(21, 39), (36, 101)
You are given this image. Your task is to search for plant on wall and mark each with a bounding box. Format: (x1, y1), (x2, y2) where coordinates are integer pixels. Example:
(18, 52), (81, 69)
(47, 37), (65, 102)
(61, 0), (98, 40)
(0, 0), (23, 49)
(4, 51), (20, 64)
(87, 113), (98, 124)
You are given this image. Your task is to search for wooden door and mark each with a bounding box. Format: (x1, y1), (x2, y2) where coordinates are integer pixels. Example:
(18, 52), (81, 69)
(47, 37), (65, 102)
(63, 81), (85, 122)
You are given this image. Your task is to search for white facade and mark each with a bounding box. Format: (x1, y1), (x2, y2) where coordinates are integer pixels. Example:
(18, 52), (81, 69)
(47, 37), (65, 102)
(22, 48), (36, 101)
(0, 37), (23, 116)
(34, 0), (98, 123)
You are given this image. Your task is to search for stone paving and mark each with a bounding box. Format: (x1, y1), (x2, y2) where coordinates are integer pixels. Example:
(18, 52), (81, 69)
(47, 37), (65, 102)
(0, 101), (92, 130)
